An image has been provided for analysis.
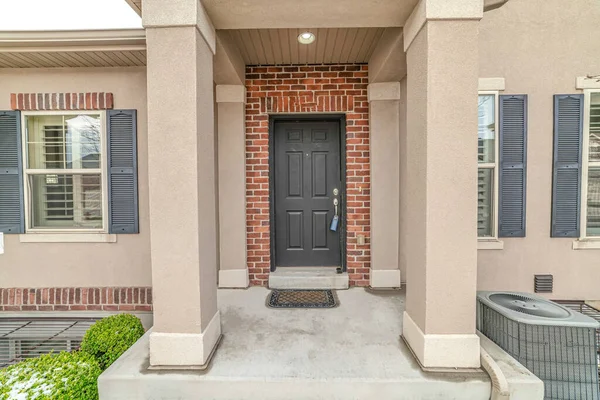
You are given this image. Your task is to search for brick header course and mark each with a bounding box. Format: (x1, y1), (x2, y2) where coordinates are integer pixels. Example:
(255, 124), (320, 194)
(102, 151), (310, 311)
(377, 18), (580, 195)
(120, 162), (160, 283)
(10, 92), (114, 111)
(0, 287), (152, 312)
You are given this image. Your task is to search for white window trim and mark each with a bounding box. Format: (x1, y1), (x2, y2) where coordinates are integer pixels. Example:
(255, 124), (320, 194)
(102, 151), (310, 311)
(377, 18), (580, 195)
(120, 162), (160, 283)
(576, 76), (600, 90)
(19, 233), (116, 243)
(573, 239), (600, 250)
(477, 239), (504, 250)
(478, 91), (500, 243)
(577, 89), (600, 246)
(20, 110), (109, 235)
(478, 78), (505, 92)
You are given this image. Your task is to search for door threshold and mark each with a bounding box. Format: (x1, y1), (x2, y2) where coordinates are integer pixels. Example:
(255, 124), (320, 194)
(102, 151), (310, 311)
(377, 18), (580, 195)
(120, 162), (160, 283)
(269, 267), (349, 290)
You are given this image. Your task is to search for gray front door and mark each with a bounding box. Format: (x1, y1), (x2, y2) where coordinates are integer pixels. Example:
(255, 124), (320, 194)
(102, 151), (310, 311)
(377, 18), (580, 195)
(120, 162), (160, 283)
(273, 120), (342, 267)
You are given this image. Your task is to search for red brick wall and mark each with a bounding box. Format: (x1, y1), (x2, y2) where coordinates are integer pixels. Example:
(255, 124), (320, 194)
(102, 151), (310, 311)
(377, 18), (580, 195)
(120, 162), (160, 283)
(245, 64), (371, 287)
(10, 92), (114, 110)
(0, 287), (152, 312)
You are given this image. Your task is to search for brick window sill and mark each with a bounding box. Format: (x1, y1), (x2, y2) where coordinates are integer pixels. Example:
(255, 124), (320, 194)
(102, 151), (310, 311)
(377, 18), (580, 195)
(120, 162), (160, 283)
(19, 233), (117, 243)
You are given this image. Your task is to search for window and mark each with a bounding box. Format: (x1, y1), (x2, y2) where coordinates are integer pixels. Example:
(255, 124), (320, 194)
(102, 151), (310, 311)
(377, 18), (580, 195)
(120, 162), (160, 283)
(23, 112), (107, 232)
(582, 91), (600, 238)
(478, 93), (499, 238)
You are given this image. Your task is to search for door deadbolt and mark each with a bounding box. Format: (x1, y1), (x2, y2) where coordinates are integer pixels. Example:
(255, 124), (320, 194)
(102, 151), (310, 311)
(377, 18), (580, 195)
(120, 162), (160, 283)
(333, 188), (339, 196)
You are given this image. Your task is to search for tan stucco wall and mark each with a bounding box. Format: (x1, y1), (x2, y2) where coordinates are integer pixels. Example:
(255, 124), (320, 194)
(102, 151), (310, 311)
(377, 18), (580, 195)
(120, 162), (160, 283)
(398, 77), (408, 282)
(477, 0), (600, 299)
(146, 27), (218, 333)
(200, 0), (416, 29)
(217, 101), (246, 272)
(370, 98), (400, 271)
(0, 67), (151, 288)
(404, 20), (479, 334)
(368, 28), (406, 83)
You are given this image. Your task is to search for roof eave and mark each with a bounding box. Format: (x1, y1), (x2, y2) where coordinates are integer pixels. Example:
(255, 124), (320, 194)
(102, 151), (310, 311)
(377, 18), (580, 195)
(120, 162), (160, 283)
(0, 29), (146, 51)
(124, 0), (142, 16)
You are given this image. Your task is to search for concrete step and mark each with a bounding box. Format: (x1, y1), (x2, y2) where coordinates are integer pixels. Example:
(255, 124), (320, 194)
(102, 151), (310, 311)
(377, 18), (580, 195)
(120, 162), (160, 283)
(268, 267), (349, 289)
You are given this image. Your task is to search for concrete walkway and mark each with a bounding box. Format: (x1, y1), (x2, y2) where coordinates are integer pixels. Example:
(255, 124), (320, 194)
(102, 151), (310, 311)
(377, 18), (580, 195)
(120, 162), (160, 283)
(99, 287), (492, 400)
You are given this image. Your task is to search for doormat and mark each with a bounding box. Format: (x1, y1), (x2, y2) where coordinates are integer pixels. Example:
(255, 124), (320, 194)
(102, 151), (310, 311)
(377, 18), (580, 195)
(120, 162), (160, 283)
(267, 290), (338, 309)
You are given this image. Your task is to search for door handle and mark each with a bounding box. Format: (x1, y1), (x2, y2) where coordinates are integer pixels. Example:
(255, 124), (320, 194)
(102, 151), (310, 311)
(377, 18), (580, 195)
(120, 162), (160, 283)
(330, 197), (340, 232)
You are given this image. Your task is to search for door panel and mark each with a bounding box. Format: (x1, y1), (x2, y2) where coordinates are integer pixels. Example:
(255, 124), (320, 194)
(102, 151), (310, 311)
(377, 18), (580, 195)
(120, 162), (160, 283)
(312, 152), (328, 197)
(287, 152), (303, 197)
(287, 211), (303, 249)
(312, 211), (329, 249)
(274, 121), (341, 267)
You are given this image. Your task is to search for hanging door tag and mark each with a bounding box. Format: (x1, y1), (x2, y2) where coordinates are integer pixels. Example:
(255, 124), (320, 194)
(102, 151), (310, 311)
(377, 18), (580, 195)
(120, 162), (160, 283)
(330, 215), (339, 232)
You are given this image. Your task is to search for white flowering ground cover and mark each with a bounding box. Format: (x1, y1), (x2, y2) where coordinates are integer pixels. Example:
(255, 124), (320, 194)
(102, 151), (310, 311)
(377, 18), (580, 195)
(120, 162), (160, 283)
(0, 314), (144, 400)
(0, 352), (101, 400)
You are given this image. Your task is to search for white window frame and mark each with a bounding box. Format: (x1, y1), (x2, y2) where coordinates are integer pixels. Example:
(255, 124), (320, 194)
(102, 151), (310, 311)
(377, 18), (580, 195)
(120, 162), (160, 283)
(477, 91), (500, 241)
(580, 89), (600, 240)
(20, 110), (109, 234)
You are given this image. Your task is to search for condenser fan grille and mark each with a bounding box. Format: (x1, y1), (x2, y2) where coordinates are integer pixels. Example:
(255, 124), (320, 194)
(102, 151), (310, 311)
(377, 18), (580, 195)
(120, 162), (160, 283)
(488, 293), (571, 319)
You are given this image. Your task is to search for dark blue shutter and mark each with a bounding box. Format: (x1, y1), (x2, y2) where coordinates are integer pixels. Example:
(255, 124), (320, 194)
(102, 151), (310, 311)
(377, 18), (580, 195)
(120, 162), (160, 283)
(0, 111), (24, 234)
(107, 110), (139, 234)
(551, 95), (583, 237)
(498, 95), (527, 237)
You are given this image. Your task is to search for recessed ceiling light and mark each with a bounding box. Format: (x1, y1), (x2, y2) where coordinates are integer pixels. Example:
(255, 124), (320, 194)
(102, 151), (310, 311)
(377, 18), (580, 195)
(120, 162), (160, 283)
(298, 32), (316, 44)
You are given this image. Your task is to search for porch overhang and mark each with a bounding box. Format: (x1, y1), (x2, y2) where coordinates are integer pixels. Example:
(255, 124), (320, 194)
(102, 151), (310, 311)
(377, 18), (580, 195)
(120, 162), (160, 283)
(129, 0), (418, 28)
(0, 29), (147, 68)
(0, 29), (243, 85)
(126, 0), (511, 27)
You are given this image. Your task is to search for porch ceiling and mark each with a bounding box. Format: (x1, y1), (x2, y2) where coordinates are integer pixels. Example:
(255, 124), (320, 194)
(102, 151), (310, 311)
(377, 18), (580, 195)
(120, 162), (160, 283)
(219, 28), (386, 66)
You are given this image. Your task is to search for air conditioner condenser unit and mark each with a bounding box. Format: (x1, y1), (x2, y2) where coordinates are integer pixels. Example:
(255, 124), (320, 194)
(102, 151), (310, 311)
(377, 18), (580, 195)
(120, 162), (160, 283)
(477, 291), (600, 400)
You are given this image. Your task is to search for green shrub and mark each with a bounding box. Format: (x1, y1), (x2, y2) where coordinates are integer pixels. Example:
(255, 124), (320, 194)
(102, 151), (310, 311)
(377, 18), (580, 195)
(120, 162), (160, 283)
(80, 313), (144, 370)
(0, 351), (101, 400)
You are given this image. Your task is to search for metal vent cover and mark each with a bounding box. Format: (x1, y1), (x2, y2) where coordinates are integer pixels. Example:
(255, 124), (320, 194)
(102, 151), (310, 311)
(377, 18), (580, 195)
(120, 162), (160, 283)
(534, 274), (553, 293)
(0, 317), (98, 368)
(478, 291), (600, 327)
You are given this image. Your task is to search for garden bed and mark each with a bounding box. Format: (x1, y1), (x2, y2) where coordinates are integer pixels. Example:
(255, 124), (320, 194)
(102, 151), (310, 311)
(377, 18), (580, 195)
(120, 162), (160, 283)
(0, 313), (144, 400)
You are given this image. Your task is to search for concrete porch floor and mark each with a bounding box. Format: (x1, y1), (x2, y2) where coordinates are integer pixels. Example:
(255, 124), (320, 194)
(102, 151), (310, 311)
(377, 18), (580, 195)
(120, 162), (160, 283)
(99, 287), (492, 400)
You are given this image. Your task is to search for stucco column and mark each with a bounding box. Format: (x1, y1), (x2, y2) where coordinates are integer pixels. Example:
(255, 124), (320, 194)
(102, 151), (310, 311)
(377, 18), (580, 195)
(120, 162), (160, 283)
(368, 82), (401, 288)
(401, 0), (482, 369)
(144, 0), (221, 368)
(216, 85), (248, 288)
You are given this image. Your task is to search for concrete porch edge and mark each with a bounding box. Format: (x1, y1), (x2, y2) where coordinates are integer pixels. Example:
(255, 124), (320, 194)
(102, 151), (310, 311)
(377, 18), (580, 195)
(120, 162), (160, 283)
(99, 288), (494, 400)
(98, 288), (541, 400)
(477, 332), (544, 399)
(402, 311), (481, 369)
